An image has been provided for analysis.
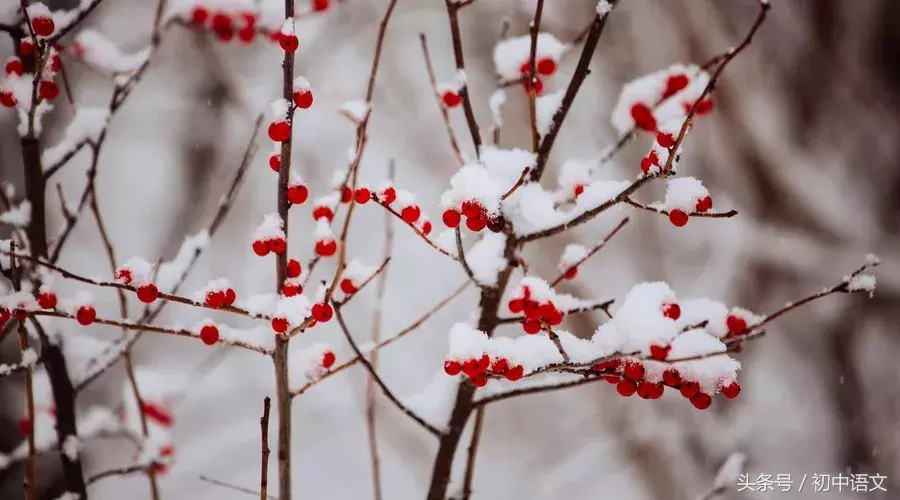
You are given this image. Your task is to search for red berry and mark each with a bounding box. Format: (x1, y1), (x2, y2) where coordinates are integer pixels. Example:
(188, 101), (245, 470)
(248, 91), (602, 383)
(442, 209), (461, 228)
(401, 205), (421, 223)
(279, 33), (299, 52)
(726, 314), (747, 335)
(38, 291), (57, 309)
(269, 237), (286, 254)
(663, 74), (689, 98)
(637, 381), (657, 399)
(656, 132), (675, 148)
(649, 382), (665, 399)
(422, 220), (433, 235)
(690, 392), (712, 410)
(18, 417), (30, 436)
(39, 80), (60, 101)
(487, 217), (504, 233)
(282, 282), (302, 297)
(12, 308), (27, 321)
(460, 200), (481, 218)
(537, 58), (557, 75)
(252, 240), (270, 256)
(662, 369), (681, 387)
(312, 205), (334, 221)
(662, 303), (681, 320)
(523, 300), (541, 320)
(5, 58), (23, 76)
(490, 358), (509, 374)
(523, 318), (542, 335)
(76, 305), (96, 326)
(640, 151), (659, 174)
(504, 365), (524, 382)
(546, 308), (564, 327)
(268, 121), (291, 142)
(694, 98), (714, 115)
(269, 154), (280, 172)
(354, 187), (371, 204)
(668, 209), (689, 227)
(616, 379), (637, 397)
(623, 362), (644, 382)
(465, 215), (487, 232)
(476, 354), (490, 373)
(293, 89), (313, 109)
(271, 317), (288, 333)
(212, 12), (231, 30)
(380, 187), (396, 204)
(190, 7), (209, 25)
(224, 288), (236, 306)
(137, 284), (159, 304)
(49, 55), (61, 73)
(444, 360), (462, 376)
(574, 184), (586, 197)
(508, 299), (523, 314)
(315, 239), (337, 257)
(532, 77), (544, 95)
(340, 186), (352, 203)
(695, 196), (713, 213)
(312, 302), (333, 323)
(679, 380), (699, 399)
(312, 0), (330, 12)
(31, 17), (55, 37)
(238, 27), (255, 44)
(721, 381), (741, 399)
(563, 267), (578, 280)
(0, 91), (16, 108)
(603, 374), (619, 384)
(321, 350), (336, 368)
(205, 290), (225, 308)
(286, 259), (302, 279)
(340, 278), (357, 295)
(630, 102), (657, 131)
(214, 26), (234, 42)
(200, 324), (219, 345)
(287, 185), (309, 205)
(442, 91), (461, 108)
(0, 307), (9, 326)
(19, 40), (34, 56)
(649, 344), (670, 361)
(462, 358), (480, 377)
(471, 372), (488, 388)
(116, 268), (133, 284)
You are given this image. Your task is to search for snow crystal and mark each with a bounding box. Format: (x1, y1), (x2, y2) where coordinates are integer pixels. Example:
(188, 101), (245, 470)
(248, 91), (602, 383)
(293, 76), (311, 91)
(339, 100), (371, 124)
(598, 282), (680, 355)
(596, 0), (613, 16)
(53, 493), (80, 500)
(288, 342), (334, 388)
(536, 90), (563, 138)
(572, 180), (631, 215)
(313, 218), (334, 240)
(559, 244), (589, 269)
(678, 298), (729, 337)
(241, 294), (279, 318)
(466, 233), (507, 286)
(253, 213), (285, 240)
(62, 435), (81, 461)
(191, 277), (233, 302)
(493, 33), (566, 81)
(488, 89), (507, 128)
(655, 71), (711, 125)
(280, 17), (295, 35)
(270, 98), (290, 121)
(440, 164), (506, 214)
(75, 30), (151, 75)
(21, 348), (38, 367)
(220, 324), (275, 352)
(510, 335), (564, 372)
(865, 253), (880, 266)
(556, 331), (608, 364)
(446, 323), (489, 361)
(435, 230), (460, 257)
(42, 107), (110, 167)
(343, 260), (376, 284)
(118, 257), (154, 286)
(664, 177), (708, 212)
(480, 146), (535, 185)
(455, 69), (467, 87)
(848, 274), (876, 296)
(274, 295), (312, 326)
(668, 329), (740, 393)
(557, 159), (591, 191)
(0, 200), (31, 227)
(3, 291), (38, 313)
(502, 183), (563, 234)
(402, 371), (459, 432)
(610, 64), (706, 133)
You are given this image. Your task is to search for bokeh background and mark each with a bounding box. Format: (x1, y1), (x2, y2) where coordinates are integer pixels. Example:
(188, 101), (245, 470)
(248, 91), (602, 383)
(2, 0), (899, 499)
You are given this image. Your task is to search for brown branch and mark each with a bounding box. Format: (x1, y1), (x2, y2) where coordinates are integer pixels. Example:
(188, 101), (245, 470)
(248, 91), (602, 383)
(444, 0), (482, 155)
(374, 200), (458, 260)
(17, 325), (36, 500)
(529, 0), (618, 182)
(333, 257), (391, 308)
(550, 217), (629, 286)
(332, 302), (444, 437)
(48, 0), (107, 44)
(460, 406), (485, 499)
(260, 397), (271, 500)
(291, 281), (470, 397)
(624, 198), (738, 220)
(455, 227), (483, 288)
(474, 373), (602, 407)
(500, 167), (531, 201)
(87, 463), (155, 486)
(419, 33), (465, 166)
(526, 0), (545, 153)
(199, 475), (277, 500)
(496, 299), (614, 325)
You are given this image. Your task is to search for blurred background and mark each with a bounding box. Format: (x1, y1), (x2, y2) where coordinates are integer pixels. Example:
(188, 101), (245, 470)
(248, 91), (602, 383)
(2, 0), (899, 498)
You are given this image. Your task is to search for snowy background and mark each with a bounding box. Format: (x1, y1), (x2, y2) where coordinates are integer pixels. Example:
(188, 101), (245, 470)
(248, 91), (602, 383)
(2, 0), (900, 499)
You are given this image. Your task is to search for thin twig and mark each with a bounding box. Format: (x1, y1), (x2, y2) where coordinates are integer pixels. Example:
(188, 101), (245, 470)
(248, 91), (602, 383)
(495, 299), (614, 324)
(260, 397), (271, 500)
(444, 0), (482, 155)
(500, 167), (531, 201)
(419, 33), (465, 166)
(455, 227), (483, 288)
(550, 217), (629, 286)
(624, 198), (738, 220)
(87, 463), (155, 485)
(332, 302), (444, 437)
(199, 475), (277, 500)
(526, 0), (545, 152)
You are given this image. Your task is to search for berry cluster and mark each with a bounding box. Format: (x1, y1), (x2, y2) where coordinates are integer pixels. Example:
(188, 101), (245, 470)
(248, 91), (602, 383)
(252, 235), (287, 256)
(441, 200), (503, 233)
(444, 353), (524, 387)
(188, 8), (263, 44)
(507, 286), (565, 334)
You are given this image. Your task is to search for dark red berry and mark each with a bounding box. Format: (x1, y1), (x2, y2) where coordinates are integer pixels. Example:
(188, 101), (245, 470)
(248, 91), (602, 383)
(354, 187), (370, 204)
(721, 381), (741, 399)
(668, 209), (689, 227)
(37, 292), (57, 309)
(564, 267), (578, 280)
(695, 196), (713, 213)
(312, 206), (334, 221)
(190, 7), (209, 25)
(76, 306), (96, 326)
(679, 381), (700, 399)
(31, 17), (55, 37)
(623, 362), (644, 382)
(504, 365), (524, 381)
(616, 379), (637, 397)
(442, 91), (461, 107)
(252, 240), (269, 256)
(537, 58), (557, 75)
(268, 121), (291, 142)
(663, 74), (689, 98)
(465, 215), (487, 232)
(442, 209), (461, 228)
(5, 58), (23, 76)
(39, 80), (60, 101)
(662, 303), (681, 320)
(269, 154), (280, 172)
(401, 205), (421, 223)
(137, 284), (159, 304)
(630, 102), (657, 131)
(315, 239), (337, 257)
(200, 324), (219, 345)
(523, 319), (541, 335)
(293, 89), (313, 109)
(271, 317), (288, 333)
(287, 185), (308, 205)
(471, 372), (488, 388)
(321, 350), (336, 368)
(279, 33), (299, 52)
(691, 392), (712, 410)
(662, 369), (681, 387)
(311, 303), (333, 323)
(224, 288), (236, 306)
(649, 344), (670, 361)
(286, 259), (302, 279)
(380, 187), (396, 204)
(656, 132), (675, 148)
(340, 279), (357, 295)
(269, 238), (286, 254)
(444, 360), (462, 376)
(726, 314), (747, 335)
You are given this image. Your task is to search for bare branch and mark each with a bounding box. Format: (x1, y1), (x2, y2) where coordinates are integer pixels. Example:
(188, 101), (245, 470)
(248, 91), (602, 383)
(444, 0), (482, 155)
(260, 397), (271, 500)
(419, 33), (465, 166)
(550, 217), (629, 286)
